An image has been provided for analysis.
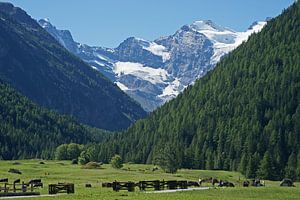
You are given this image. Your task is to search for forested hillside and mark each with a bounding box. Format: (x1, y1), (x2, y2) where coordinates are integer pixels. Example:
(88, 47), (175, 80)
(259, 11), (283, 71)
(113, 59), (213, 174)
(0, 80), (110, 160)
(94, 2), (300, 180)
(0, 3), (146, 131)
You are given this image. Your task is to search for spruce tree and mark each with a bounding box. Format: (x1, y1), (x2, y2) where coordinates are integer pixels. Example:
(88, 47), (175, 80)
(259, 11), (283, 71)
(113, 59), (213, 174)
(258, 151), (276, 180)
(239, 153), (248, 175)
(285, 152), (297, 180)
(246, 153), (260, 178)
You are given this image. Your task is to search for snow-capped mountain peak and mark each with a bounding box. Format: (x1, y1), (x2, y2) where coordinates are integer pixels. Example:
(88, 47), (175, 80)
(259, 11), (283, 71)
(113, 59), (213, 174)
(188, 19), (267, 65)
(40, 19), (267, 112)
(191, 20), (231, 32)
(247, 21), (267, 33)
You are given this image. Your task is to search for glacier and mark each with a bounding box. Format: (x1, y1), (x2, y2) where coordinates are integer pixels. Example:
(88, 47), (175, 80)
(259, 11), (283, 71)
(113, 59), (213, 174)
(38, 18), (267, 111)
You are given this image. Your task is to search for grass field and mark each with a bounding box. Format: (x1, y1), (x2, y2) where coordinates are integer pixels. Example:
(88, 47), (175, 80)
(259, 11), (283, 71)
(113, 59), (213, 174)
(0, 160), (299, 199)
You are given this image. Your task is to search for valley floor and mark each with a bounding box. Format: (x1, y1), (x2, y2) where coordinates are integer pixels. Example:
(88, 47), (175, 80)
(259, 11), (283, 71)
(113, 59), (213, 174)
(0, 160), (299, 200)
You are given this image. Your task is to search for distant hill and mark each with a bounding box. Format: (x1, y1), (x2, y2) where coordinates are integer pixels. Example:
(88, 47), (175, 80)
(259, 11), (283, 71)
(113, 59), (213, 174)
(96, 2), (300, 180)
(0, 2), (146, 131)
(0, 80), (110, 160)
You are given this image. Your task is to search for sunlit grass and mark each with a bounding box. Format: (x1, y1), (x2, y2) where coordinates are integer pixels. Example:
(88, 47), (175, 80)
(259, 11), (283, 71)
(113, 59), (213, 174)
(0, 160), (298, 199)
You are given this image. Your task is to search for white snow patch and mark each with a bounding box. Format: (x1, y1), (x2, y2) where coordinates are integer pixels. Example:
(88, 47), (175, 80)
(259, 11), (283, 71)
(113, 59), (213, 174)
(106, 48), (115, 53)
(94, 53), (108, 61)
(192, 20), (227, 32)
(95, 60), (106, 67)
(43, 18), (50, 22)
(87, 60), (106, 67)
(234, 21), (267, 46)
(91, 65), (99, 70)
(134, 37), (148, 42)
(115, 81), (129, 91)
(113, 62), (169, 85)
(249, 21), (267, 33)
(39, 18), (51, 28)
(192, 20), (267, 65)
(158, 78), (182, 101)
(143, 42), (171, 62)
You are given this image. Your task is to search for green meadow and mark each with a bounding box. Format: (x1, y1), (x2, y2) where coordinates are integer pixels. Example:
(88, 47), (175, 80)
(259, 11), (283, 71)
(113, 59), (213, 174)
(0, 160), (299, 200)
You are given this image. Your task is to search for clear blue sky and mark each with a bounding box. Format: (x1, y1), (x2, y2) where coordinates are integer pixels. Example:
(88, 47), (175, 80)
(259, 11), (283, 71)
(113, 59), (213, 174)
(3, 0), (295, 48)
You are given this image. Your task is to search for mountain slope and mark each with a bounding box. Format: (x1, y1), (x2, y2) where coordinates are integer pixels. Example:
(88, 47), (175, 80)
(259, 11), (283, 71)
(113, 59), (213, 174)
(96, 2), (300, 180)
(39, 18), (266, 111)
(0, 80), (109, 160)
(0, 3), (146, 131)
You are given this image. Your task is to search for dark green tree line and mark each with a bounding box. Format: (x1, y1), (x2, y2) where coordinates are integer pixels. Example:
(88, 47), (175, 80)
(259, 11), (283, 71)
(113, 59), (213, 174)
(0, 81), (108, 160)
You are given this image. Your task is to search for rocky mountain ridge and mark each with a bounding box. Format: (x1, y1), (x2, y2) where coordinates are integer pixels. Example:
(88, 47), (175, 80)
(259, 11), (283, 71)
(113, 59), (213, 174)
(39, 18), (267, 111)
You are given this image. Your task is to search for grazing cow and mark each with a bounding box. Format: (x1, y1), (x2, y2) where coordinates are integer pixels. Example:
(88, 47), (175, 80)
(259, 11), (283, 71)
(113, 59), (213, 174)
(85, 183), (92, 188)
(280, 179), (295, 187)
(219, 180), (235, 187)
(152, 167), (159, 172)
(243, 180), (250, 187)
(27, 179), (43, 188)
(212, 178), (219, 186)
(199, 177), (220, 186)
(251, 179), (264, 187)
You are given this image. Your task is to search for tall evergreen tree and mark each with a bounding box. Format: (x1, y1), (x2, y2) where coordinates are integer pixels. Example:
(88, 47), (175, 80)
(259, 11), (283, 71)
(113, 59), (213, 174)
(246, 153), (260, 179)
(285, 152), (297, 180)
(258, 151), (276, 180)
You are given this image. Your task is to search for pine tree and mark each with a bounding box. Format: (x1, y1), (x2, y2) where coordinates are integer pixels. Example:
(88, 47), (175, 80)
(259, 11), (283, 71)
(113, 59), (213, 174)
(246, 153), (260, 178)
(205, 150), (214, 170)
(258, 151), (276, 180)
(239, 153), (248, 175)
(285, 152), (297, 180)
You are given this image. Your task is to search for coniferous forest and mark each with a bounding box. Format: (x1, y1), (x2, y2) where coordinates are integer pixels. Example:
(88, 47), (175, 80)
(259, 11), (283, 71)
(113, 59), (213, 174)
(0, 0), (299, 184)
(0, 80), (109, 160)
(88, 2), (300, 180)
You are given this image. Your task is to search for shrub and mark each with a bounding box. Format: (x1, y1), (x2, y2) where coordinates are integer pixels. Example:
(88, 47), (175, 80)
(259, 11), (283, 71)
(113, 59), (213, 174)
(153, 146), (179, 173)
(78, 151), (90, 165)
(111, 155), (123, 169)
(55, 143), (83, 160)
